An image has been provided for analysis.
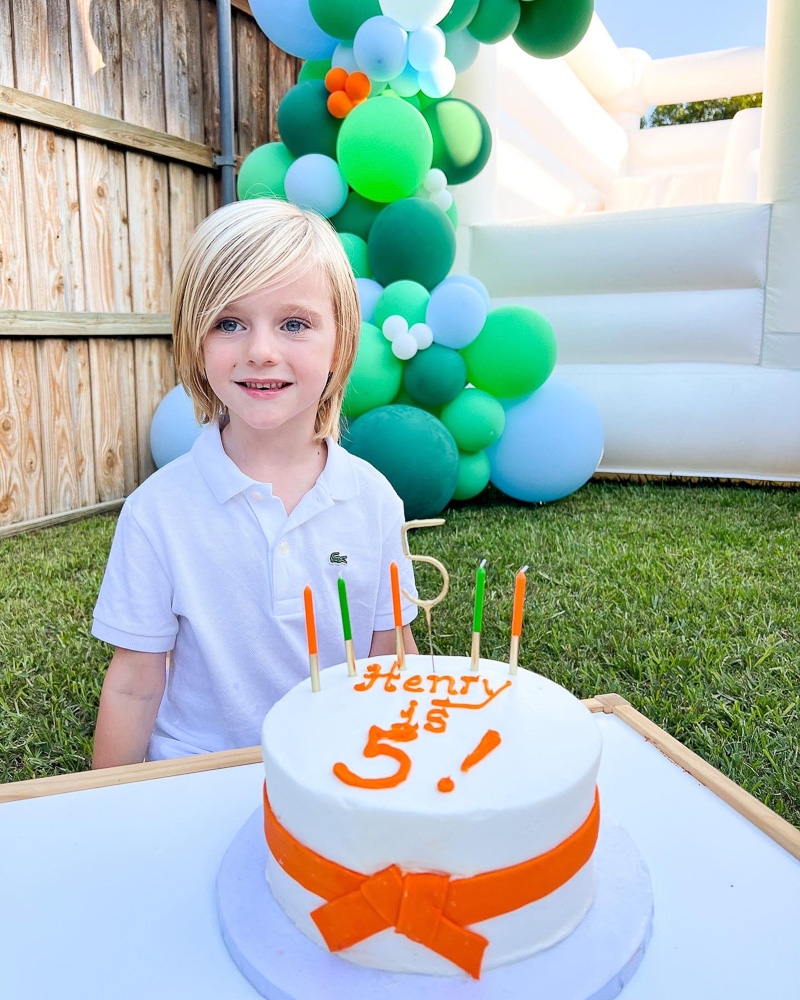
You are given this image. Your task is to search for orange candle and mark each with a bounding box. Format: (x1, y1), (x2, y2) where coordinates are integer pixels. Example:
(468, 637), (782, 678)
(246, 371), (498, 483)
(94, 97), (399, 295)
(390, 561), (406, 670)
(303, 585), (321, 692)
(509, 565), (528, 675)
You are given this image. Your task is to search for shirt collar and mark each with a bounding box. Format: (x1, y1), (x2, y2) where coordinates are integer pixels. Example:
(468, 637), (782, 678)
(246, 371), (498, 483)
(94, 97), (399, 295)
(191, 418), (359, 505)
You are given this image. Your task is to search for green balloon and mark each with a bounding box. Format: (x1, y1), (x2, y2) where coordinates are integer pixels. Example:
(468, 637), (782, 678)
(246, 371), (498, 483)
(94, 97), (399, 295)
(461, 306), (557, 399)
(337, 98), (433, 202)
(438, 0), (481, 33)
(278, 81), (341, 159)
(515, 0), (594, 58)
(423, 99), (492, 185)
(331, 191), (385, 241)
(368, 198), (456, 289)
(373, 281), (430, 328)
(298, 59), (332, 82)
(342, 405), (459, 518)
(236, 142), (294, 201)
(392, 386), (440, 414)
(339, 233), (372, 279)
(467, 0), (521, 44)
(309, 0), (381, 40)
(342, 322), (403, 419)
(453, 450), (491, 500)
(446, 197), (459, 229)
(440, 388), (506, 452)
(403, 344), (467, 408)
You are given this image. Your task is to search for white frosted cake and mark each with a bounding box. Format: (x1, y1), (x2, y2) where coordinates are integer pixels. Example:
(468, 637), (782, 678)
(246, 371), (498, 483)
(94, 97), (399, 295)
(260, 654), (602, 980)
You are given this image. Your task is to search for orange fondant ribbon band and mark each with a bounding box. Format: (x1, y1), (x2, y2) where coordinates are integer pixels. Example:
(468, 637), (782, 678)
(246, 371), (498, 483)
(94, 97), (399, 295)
(262, 782), (600, 979)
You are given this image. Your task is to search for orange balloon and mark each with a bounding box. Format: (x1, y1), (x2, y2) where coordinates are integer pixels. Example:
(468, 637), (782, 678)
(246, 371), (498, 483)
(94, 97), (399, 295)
(324, 66), (348, 94)
(345, 72), (371, 102)
(327, 91), (354, 119)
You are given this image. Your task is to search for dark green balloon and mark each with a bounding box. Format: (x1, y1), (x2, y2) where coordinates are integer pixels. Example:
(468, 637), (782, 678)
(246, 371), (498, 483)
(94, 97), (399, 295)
(453, 450), (491, 500)
(368, 198), (456, 289)
(330, 191), (385, 242)
(514, 0), (594, 58)
(309, 0), (381, 40)
(342, 322), (403, 419)
(403, 344), (467, 408)
(438, 0), (481, 32)
(461, 306), (557, 399)
(298, 59), (332, 82)
(236, 142), (293, 201)
(423, 99), (492, 185)
(467, 0), (521, 44)
(277, 81), (341, 159)
(342, 405), (459, 518)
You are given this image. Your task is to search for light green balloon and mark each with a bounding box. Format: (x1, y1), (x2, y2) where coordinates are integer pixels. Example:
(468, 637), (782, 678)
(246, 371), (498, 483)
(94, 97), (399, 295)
(453, 450), (491, 500)
(373, 281), (430, 328)
(236, 142), (294, 201)
(461, 306), (557, 399)
(342, 322), (403, 419)
(440, 388), (506, 452)
(337, 98), (433, 202)
(339, 233), (372, 279)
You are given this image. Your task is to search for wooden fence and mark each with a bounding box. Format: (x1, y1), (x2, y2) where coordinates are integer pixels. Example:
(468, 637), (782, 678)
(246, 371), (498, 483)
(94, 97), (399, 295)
(0, 0), (299, 535)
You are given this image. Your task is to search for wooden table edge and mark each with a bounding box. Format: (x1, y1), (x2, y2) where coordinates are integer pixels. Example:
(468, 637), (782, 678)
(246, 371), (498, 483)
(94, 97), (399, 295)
(2, 693), (798, 861)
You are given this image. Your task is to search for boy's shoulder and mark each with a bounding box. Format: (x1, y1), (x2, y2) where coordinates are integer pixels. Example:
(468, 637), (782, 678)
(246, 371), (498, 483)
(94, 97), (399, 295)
(334, 441), (403, 511)
(122, 448), (203, 523)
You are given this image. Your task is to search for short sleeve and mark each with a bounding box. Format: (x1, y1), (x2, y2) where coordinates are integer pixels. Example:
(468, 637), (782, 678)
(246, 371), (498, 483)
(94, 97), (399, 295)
(373, 500), (419, 632)
(91, 502), (179, 652)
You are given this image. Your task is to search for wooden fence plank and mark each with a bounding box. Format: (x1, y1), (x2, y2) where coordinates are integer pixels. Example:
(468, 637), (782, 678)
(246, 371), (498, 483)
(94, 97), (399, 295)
(119, 0), (167, 133)
(19, 125), (84, 311)
(0, 339), (45, 525)
(35, 337), (95, 513)
(126, 153), (171, 313)
(0, 312), (171, 337)
(268, 43), (298, 142)
(0, 0), (14, 88)
(0, 121), (31, 310)
(163, 0), (205, 144)
(200, 0), (221, 152)
(76, 138), (132, 312)
(168, 162), (208, 283)
(235, 9), (268, 157)
(10, 0), (72, 103)
(69, 0), (124, 118)
(89, 337), (136, 501)
(134, 338), (176, 483)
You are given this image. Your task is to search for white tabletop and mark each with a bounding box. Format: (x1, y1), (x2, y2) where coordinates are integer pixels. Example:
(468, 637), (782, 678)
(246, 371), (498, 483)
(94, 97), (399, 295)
(1, 714), (798, 1000)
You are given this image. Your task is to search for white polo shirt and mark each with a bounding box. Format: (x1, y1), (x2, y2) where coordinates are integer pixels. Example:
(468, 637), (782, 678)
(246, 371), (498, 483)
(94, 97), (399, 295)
(91, 417), (418, 760)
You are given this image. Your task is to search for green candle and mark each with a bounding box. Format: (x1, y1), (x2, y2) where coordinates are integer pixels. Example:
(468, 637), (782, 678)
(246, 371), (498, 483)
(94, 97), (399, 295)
(473, 559), (486, 633)
(338, 576), (352, 642)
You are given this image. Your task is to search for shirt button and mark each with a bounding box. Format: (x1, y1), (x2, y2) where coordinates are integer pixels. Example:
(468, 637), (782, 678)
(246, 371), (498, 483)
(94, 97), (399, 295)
(251, 490), (263, 501)
(279, 541), (290, 555)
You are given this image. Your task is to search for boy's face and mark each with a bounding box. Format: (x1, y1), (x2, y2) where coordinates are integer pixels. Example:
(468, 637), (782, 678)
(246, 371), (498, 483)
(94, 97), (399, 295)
(203, 266), (337, 441)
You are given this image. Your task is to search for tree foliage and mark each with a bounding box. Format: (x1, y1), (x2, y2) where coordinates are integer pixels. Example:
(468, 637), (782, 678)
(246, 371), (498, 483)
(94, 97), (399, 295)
(641, 93), (762, 128)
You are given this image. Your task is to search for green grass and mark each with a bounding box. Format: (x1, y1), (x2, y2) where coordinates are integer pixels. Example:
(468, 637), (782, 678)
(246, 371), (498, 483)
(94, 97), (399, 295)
(1, 482), (798, 826)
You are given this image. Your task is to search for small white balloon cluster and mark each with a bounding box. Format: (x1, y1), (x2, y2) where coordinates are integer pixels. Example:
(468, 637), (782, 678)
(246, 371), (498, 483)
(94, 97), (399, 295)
(418, 168), (452, 213)
(382, 314), (434, 360)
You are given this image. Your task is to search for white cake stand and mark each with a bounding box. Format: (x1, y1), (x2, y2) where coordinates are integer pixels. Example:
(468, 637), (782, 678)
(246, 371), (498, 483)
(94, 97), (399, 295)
(217, 809), (653, 1000)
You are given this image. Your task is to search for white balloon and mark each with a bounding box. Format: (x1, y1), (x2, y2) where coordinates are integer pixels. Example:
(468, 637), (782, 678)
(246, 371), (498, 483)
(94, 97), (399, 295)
(430, 188), (453, 211)
(382, 314), (409, 342)
(424, 168), (448, 193)
(379, 0), (454, 32)
(409, 323), (434, 349)
(331, 41), (358, 73)
(391, 331), (419, 359)
(418, 57), (456, 99)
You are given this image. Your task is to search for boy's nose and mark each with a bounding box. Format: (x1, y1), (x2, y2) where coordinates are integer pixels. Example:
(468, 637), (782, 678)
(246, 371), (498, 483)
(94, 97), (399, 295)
(246, 328), (281, 365)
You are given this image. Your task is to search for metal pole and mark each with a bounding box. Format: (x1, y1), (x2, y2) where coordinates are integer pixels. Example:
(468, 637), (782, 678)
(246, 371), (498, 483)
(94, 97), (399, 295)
(216, 0), (236, 205)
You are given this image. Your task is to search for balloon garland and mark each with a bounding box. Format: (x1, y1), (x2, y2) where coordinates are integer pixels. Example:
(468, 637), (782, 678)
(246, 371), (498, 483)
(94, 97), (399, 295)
(231, 0), (605, 516)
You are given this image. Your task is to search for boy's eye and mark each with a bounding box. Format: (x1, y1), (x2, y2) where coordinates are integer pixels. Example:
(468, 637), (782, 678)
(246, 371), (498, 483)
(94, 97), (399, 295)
(217, 318), (242, 334)
(284, 318), (308, 334)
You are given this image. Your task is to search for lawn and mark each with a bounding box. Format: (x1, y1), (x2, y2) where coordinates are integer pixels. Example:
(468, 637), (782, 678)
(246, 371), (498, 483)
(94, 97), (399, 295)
(1, 481), (798, 826)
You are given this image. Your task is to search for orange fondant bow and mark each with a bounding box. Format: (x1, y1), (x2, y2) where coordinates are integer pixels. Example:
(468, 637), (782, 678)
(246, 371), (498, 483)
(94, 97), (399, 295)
(262, 782), (600, 979)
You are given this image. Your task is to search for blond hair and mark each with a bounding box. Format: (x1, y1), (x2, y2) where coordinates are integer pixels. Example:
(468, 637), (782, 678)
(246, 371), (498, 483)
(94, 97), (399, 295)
(172, 199), (361, 441)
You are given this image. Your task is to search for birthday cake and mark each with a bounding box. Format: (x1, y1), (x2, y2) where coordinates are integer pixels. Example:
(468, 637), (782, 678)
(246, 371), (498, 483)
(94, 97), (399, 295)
(260, 653), (602, 980)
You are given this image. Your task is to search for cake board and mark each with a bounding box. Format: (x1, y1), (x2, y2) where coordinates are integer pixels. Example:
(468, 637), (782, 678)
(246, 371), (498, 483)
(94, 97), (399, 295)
(217, 809), (654, 1000)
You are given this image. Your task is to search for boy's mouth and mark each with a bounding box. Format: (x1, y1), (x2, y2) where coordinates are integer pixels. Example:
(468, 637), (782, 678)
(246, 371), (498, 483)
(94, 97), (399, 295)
(235, 380), (292, 395)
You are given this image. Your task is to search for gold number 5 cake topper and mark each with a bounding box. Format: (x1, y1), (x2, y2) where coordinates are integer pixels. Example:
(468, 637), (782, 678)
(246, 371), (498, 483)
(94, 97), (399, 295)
(401, 519), (450, 671)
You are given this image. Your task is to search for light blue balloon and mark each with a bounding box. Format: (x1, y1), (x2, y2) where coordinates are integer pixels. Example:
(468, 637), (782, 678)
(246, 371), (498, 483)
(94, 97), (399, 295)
(356, 277), (384, 322)
(445, 28), (480, 73)
(284, 154), (348, 217)
(426, 281), (487, 349)
(150, 385), (203, 469)
(249, 0), (337, 60)
(407, 27), (446, 72)
(390, 62), (420, 97)
(488, 379), (604, 503)
(438, 273), (491, 310)
(354, 16), (408, 82)
(332, 41), (358, 72)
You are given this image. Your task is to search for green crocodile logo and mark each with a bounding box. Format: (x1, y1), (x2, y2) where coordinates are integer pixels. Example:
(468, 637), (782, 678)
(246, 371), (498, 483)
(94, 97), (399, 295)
(330, 552), (348, 565)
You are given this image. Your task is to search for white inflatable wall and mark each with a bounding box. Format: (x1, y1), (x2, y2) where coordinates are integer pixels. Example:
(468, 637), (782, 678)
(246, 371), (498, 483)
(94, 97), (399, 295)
(454, 0), (800, 481)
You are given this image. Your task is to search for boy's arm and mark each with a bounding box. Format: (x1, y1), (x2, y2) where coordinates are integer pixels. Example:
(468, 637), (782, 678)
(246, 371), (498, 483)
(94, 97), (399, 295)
(369, 625), (418, 658)
(91, 647), (168, 769)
